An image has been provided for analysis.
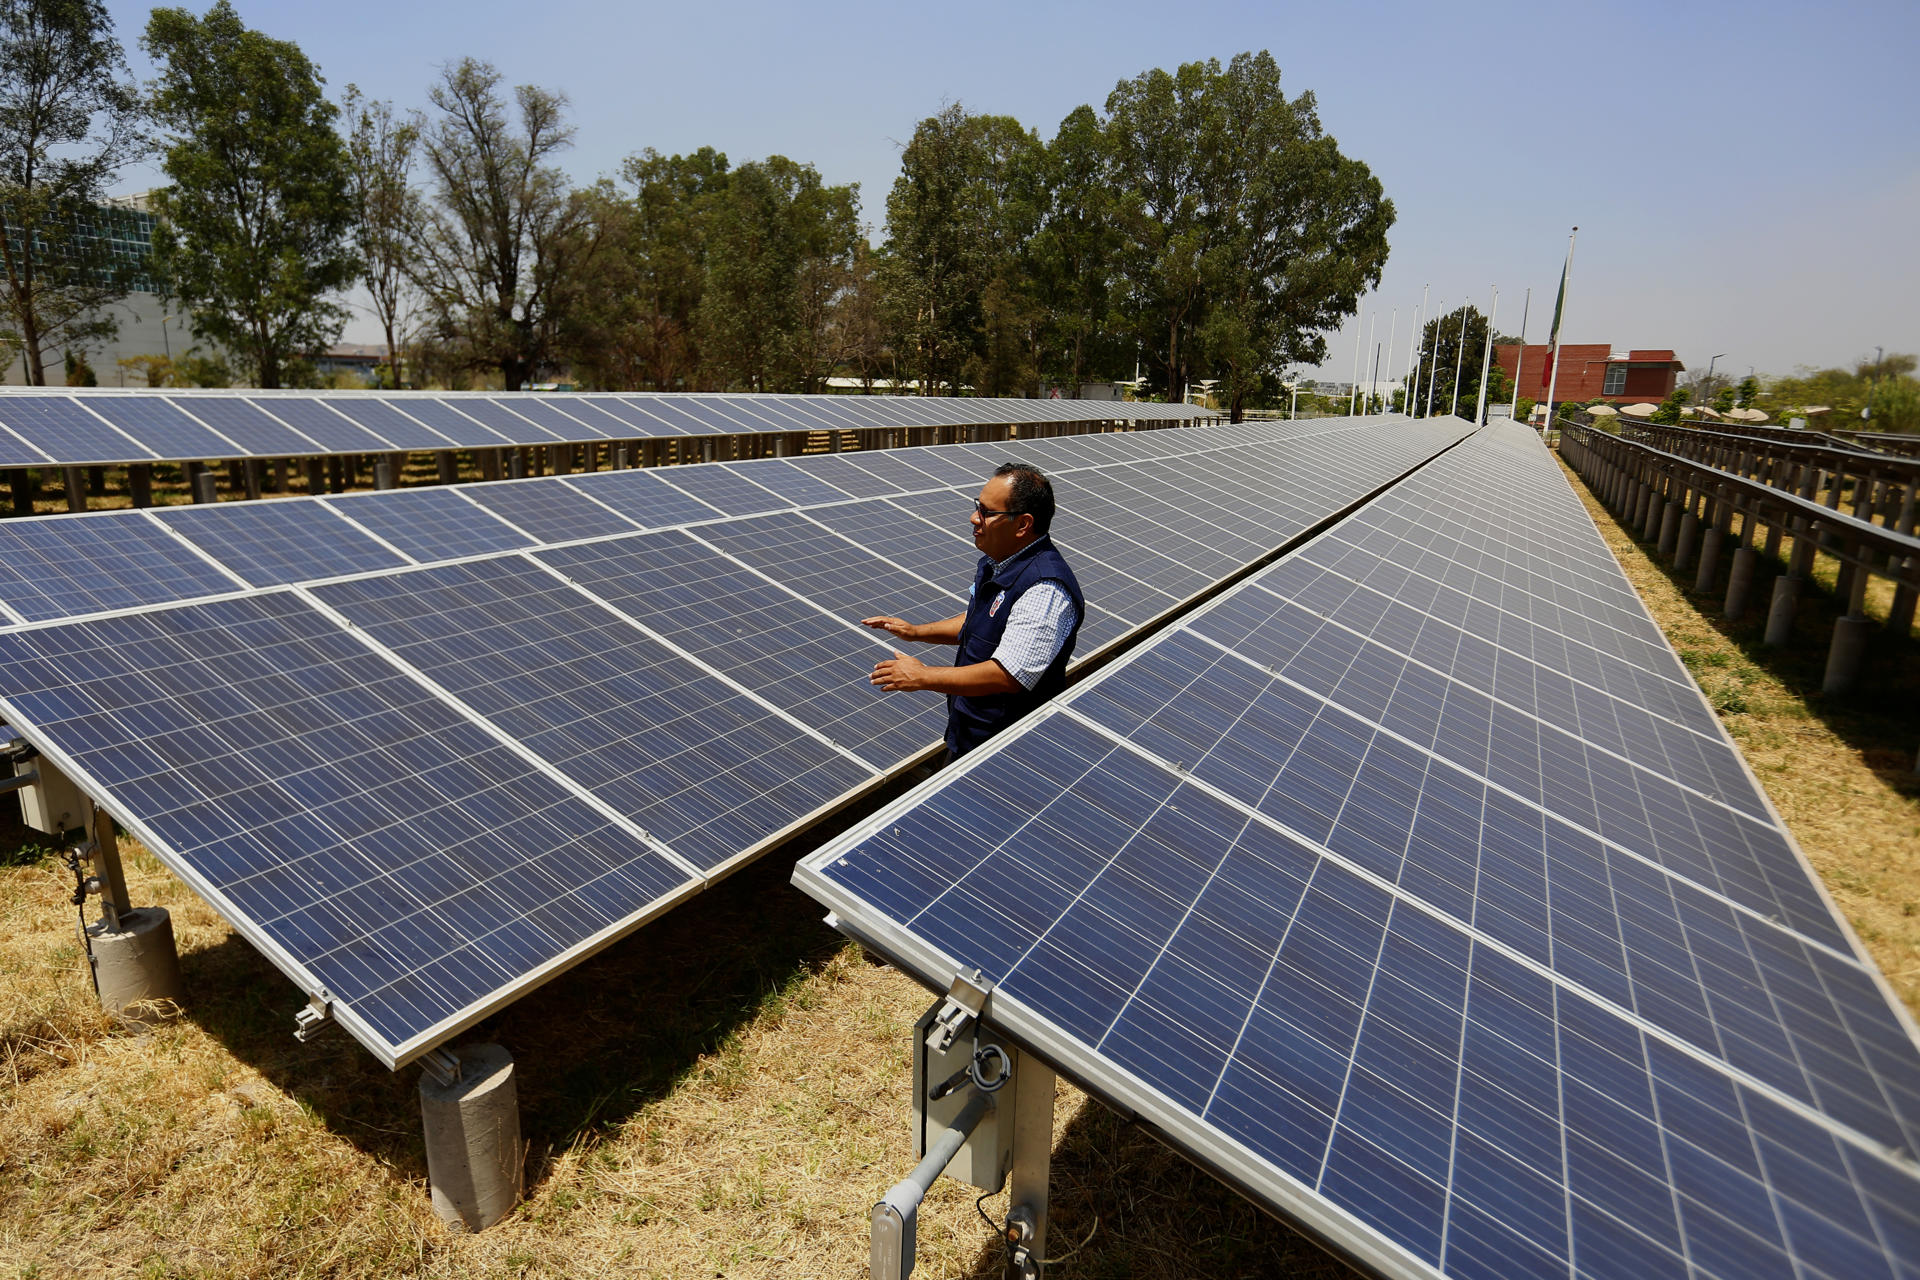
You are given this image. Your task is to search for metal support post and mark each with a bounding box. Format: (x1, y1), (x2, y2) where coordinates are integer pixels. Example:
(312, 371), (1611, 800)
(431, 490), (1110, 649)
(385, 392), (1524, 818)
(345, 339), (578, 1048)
(129, 463), (153, 508)
(436, 450), (458, 484)
(63, 466), (87, 512)
(1003, 1048), (1056, 1280)
(243, 459), (263, 500)
(80, 799), (184, 1025)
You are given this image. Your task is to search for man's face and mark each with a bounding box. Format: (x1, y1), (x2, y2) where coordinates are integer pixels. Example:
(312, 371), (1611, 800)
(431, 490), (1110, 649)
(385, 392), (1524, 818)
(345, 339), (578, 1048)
(970, 475), (1031, 561)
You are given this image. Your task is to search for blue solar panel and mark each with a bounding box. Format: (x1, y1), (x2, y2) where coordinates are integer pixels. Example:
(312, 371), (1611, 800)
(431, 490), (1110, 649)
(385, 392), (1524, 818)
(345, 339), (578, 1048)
(609, 397), (692, 436)
(384, 398), (506, 447)
(156, 501), (410, 586)
(81, 396), (240, 459)
(655, 464), (790, 516)
(492, 396), (614, 440)
(0, 395), (149, 462)
(0, 591), (695, 1065)
(691, 509), (963, 628)
(311, 558), (874, 873)
(536, 531), (946, 768)
(457, 477), (643, 544)
(725, 458), (857, 508)
(322, 488), (534, 563)
(559, 468), (724, 527)
(0, 511), (242, 621)
(781, 453), (909, 498)
(0, 416), (50, 466)
(796, 421), (1920, 1280)
(161, 397), (318, 456)
(324, 398), (464, 450)
(838, 449), (953, 493)
(249, 398), (403, 453)
(803, 498), (980, 590)
(623, 396), (734, 436)
(443, 398), (563, 444)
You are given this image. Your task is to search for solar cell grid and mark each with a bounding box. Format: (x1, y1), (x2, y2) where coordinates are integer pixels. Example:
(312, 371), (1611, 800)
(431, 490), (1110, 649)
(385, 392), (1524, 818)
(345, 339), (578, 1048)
(0, 591), (696, 1064)
(310, 557), (873, 873)
(163, 397), (320, 456)
(315, 398), (456, 450)
(561, 468), (724, 528)
(82, 396), (240, 460)
(780, 453), (907, 498)
(535, 533), (947, 767)
(837, 448), (954, 493)
(156, 501), (411, 586)
(322, 487), (534, 563)
(721, 458), (856, 508)
(615, 396), (709, 435)
(493, 396), (612, 440)
(406, 397), (535, 445)
(653, 463), (789, 516)
(0, 396), (148, 463)
(0, 511), (243, 621)
(689, 510), (962, 627)
(797, 419), (1920, 1280)
(802, 500), (979, 592)
(457, 476), (643, 544)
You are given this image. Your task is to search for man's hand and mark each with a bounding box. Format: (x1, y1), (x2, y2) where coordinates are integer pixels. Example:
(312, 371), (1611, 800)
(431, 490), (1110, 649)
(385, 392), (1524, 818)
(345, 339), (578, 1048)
(871, 650), (932, 692)
(861, 615), (918, 642)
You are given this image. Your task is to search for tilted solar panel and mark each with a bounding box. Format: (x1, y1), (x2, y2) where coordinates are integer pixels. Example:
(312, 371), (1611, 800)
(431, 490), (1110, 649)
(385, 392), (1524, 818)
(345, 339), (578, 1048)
(795, 421), (1920, 1280)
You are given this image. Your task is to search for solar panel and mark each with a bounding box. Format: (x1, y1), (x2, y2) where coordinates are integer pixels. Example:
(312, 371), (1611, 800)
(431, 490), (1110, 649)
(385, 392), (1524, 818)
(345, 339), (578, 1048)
(534, 531), (948, 768)
(382, 398), (504, 447)
(456, 476), (643, 544)
(156, 501), (411, 586)
(309, 556), (875, 874)
(0, 396), (149, 463)
(796, 420), (1920, 1280)
(324, 398), (463, 450)
(781, 453), (908, 498)
(0, 590), (698, 1065)
(0, 510), (244, 621)
(653, 463), (789, 516)
(0, 416), (1453, 1075)
(724, 458), (857, 508)
(322, 487), (534, 563)
(77, 396), (240, 460)
(246, 398), (395, 453)
(443, 397), (564, 444)
(556, 468), (724, 528)
(157, 397), (319, 457)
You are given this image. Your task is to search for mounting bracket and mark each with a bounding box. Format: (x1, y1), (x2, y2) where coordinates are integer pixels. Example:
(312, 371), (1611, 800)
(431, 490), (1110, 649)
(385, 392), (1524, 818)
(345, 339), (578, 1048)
(925, 967), (993, 1054)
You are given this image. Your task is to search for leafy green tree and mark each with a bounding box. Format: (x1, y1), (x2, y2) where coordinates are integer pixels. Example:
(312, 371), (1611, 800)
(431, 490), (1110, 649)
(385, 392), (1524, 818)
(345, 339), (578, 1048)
(1649, 387), (1691, 425)
(698, 156), (858, 392)
(1026, 105), (1124, 396)
(0, 0), (143, 385)
(1735, 375), (1759, 407)
(144, 2), (356, 388)
(340, 85), (417, 389)
(881, 104), (1044, 395)
(1711, 385), (1736, 414)
(1103, 51), (1391, 419)
(412, 58), (593, 390)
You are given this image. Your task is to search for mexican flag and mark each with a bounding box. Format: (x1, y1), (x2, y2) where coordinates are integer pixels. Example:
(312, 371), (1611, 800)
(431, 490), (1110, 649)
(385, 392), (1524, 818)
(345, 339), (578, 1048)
(1542, 253), (1569, 390)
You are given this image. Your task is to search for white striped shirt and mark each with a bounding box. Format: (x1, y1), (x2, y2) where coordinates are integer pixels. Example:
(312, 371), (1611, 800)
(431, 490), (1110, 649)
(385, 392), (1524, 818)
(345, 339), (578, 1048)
(971, 551), (1079, 691)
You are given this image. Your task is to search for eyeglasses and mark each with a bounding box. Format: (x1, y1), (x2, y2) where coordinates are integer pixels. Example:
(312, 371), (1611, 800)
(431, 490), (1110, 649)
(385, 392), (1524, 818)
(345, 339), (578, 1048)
(972, 500), (1018, 521)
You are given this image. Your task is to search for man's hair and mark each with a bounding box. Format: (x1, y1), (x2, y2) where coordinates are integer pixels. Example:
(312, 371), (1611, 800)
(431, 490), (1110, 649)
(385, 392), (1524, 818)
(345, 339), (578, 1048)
(993, 462), (1054, 536)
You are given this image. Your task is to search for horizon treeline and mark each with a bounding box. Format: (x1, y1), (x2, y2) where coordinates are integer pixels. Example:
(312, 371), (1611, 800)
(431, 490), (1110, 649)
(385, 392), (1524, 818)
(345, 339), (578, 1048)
(2, 1), (1396, 419)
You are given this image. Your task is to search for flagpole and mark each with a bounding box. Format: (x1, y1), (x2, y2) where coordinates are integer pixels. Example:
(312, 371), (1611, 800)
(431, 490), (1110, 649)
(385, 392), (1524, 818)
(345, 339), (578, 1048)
(1382, 307), (1398, 415)
(1541, 227), (1579, 435)
(1511, 287), (1531, 419)
(1409, 283), (1428, 414)
(1424, 299), (1442, 419)
(1474, 285), (1498, 425)
(1364, 312), (1378, 412)
(1349, 296), (1367, 416)
(1449, 304), (1468, 418)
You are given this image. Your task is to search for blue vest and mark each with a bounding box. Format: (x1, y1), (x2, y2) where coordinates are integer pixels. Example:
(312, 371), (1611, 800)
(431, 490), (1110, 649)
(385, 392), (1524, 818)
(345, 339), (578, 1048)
(946, 537), (1084, 757)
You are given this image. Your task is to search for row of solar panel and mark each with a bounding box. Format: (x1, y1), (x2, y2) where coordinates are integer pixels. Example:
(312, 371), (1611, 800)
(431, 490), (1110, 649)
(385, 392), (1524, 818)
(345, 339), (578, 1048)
(0, 391), (1209, 467)
(799, 420), (1920, 1280)
(6, 417), (1323, 626)
(0, 416), (1473, 1067)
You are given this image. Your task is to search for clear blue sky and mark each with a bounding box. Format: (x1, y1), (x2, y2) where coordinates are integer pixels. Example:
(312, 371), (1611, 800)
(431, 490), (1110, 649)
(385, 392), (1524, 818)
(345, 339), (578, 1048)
(103, 0), (1918, 383)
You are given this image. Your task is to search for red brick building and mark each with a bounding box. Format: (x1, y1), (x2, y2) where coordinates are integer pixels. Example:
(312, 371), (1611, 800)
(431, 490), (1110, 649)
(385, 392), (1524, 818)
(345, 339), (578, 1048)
(1495, 344), (1685, 404)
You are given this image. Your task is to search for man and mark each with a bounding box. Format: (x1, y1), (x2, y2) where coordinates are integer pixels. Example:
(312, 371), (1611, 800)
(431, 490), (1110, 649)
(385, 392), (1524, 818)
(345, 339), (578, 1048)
(863, 463), (1084, 759)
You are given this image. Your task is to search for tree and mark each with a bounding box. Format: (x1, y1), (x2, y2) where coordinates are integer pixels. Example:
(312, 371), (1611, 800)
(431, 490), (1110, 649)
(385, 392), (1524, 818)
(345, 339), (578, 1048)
(1649, 387), (1690, 425)
(144, 2), (356, 388)
(0, 0), (143, 384)
(698, 156), (858, 392)
(1409, 305), (1501, 418)
(412, 58), (594, 390)
(1027, 105), (1124, 396)
(1102, 52), (1392, 420)
(1735, 375), (1759, 407)
(341, 85), (417, 389)
(881, 104), (1043, 395)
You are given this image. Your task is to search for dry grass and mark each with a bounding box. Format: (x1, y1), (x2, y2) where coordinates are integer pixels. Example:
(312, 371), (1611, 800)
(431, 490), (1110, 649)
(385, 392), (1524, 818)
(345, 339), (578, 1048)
(1558, 455), (1920, 1016)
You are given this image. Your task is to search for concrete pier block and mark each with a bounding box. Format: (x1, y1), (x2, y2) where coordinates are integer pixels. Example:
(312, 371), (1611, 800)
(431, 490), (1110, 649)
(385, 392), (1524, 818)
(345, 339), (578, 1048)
(1674, 511), (1700, 573)
(421, 1044), (523, 1233)
(1822, 615), (1874, 694)
(373, 459), (395, 490)
(1725, 547), (1759, 621)
(1658, 501), (1681, 557)
(1694, 526), (1723, 593)
(87, 907), (184, 1026)
(1765, 575), (1801, 647)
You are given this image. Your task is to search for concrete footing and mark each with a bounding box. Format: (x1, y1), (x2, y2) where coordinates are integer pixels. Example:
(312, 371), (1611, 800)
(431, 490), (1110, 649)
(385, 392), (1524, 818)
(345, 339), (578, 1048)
(1693, 525), (1721, 591)
(1765, 575), (1801, 646)
(1724, 547), (1759, 620)
(1657, 501), (1681, 556)
(87, 907), (185, 1025)
(1673, 512), (1699, 572)
(1823, 615), (1875, 694)
(420, 1044), (523, 1233)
